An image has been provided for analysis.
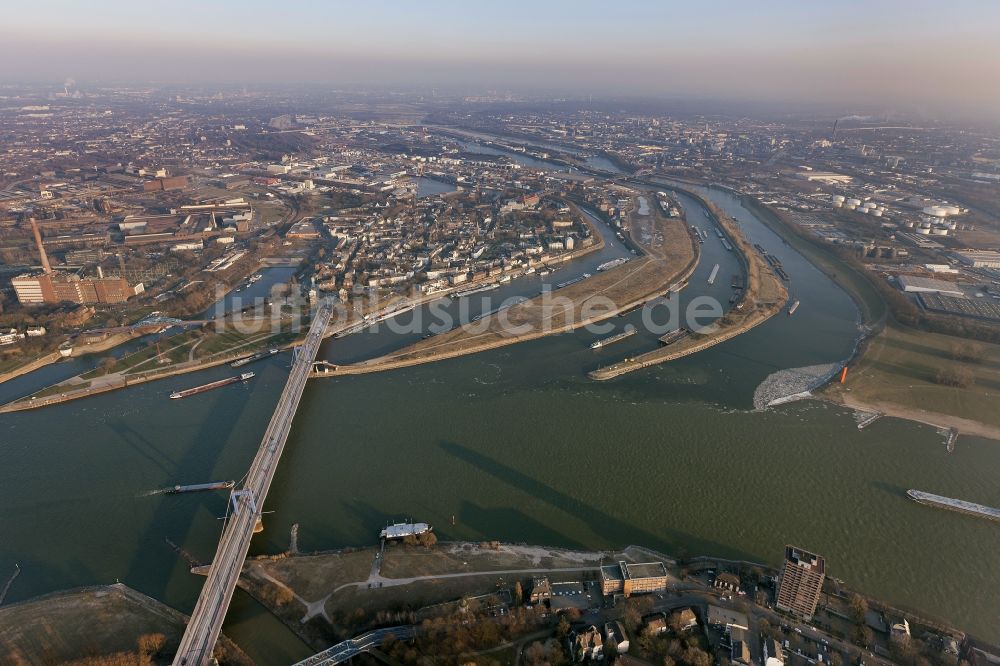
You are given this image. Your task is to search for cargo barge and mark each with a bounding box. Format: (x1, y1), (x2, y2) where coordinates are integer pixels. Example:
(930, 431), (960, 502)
(231, 348), (280, 368)
(787, 300), (800, 316)
(472, 296), (529, 322)
(707, 264), (720, 285)
(451, 283), (499, 299)
(597, 257), (630, 272)
(591, 326), (637, 349)
(907, 489), (1000, 522)
(557, 273), (591, 289)
(164, 481), (235, 494)
(659, 328), (691, 345)
(170, 372), (254, 399)
(380, 522), (433, 541)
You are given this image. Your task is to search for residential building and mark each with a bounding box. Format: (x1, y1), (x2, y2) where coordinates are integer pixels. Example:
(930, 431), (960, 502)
(776, 545), (826, 621)
(571, 625), (603, 662)
(600, 561), (669, 596)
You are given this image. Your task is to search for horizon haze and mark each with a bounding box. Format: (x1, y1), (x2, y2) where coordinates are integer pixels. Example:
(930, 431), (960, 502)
(3, 0), (1000, 120)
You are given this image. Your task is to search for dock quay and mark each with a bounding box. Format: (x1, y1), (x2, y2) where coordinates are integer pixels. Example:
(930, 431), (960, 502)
(659, 328), (691, 345)
(946, 427), (959, 453)
(907, 489), (1000, 522)
(856, 411), (882, 429)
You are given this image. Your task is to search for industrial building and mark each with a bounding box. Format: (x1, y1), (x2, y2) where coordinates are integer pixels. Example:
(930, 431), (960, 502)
(11, 218), (142, 306)
(776, 545), (826, 621)
(797, 171), (853, 184)
(600, 561), (669, 596)
(897, 275), (965, 297)
(955, 250), (1000, 270)
(12, 271), (141, 305)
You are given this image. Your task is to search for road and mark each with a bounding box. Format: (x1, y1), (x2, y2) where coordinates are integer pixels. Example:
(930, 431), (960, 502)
(172, 301), (334, 666)
(293, 626), (418, 666)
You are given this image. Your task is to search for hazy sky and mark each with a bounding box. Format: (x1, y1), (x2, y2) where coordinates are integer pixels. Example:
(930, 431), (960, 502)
(4, 0), (1000, 116)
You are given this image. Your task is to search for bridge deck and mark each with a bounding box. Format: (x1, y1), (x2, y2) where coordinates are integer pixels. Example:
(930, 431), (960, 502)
(173, 301), (334, 665)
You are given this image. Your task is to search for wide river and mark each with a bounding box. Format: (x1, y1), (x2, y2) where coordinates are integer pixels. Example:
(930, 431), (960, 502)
(1, 173), (999, 662)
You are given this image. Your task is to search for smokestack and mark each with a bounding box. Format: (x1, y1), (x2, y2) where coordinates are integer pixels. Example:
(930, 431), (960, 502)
(97, 265), (104, 279)
(29, 218), (51, 273)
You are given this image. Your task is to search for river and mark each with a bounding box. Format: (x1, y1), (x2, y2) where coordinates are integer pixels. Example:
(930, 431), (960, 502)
(1, 166), (999, 663)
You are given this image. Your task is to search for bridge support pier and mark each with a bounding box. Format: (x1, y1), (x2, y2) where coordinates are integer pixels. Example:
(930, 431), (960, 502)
(253, 517), (264, 534)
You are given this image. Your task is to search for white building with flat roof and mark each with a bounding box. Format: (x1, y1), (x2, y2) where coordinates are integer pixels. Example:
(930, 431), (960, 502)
(955, 250), (1000, 270)
(897, 275), (964, 297)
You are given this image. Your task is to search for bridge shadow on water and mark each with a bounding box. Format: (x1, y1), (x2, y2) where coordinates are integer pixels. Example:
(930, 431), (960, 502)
(116, 390), (261, 607)
(438, 440), (759, 563)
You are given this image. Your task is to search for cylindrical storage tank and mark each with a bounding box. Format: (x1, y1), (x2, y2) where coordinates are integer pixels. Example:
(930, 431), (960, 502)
(917, 227), (932, 235)
(845, 203), (857, 210)
(946, 221), (957, 230)
(848, 198), (862, 206)
(931, 227), (948, 236)
(832, 195), (846, 203)
(905, 220), (916, 228)
(943, 205), (961, 215)
(832, 201), (843, 208)
(872, 209), (883, 216)
(923, 205), (948, 217)
(859, 207), (869, 214)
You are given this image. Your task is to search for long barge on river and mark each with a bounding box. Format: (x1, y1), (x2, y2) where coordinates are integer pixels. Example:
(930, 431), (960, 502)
(591, 327), (637, 349)
(170, 372), (254, 399)
(907, 489), (1000, 522)
(556, 273), (591, 289)
(165, 481), (235, 494)
(597, 257), (630, 272)
(452, 283), (499, 299)
(231, 348), (280, 368)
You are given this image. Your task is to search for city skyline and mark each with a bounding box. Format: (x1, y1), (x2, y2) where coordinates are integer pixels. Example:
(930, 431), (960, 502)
(3, 0), (1000, 119)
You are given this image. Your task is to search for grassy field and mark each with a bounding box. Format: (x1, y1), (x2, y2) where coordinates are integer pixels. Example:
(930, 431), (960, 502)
(379, 542), (603, 579)
(824, 322), (1000, 433)
(0, 584), (251, 665)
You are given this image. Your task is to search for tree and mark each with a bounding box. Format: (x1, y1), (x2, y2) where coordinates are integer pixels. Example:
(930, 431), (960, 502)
(949, 341), (984, 362)
(681, 647), (712, 666)
(852, 625), (874, 648)
(137, 633), (166, 657)
(557, 615), (571, 639)
(514, 580), (523, 606)
(935, 366), (974, 388)
(98, 356), (117, 375)
(849, 594), (869, 623)
(624, 602), (643, 634)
